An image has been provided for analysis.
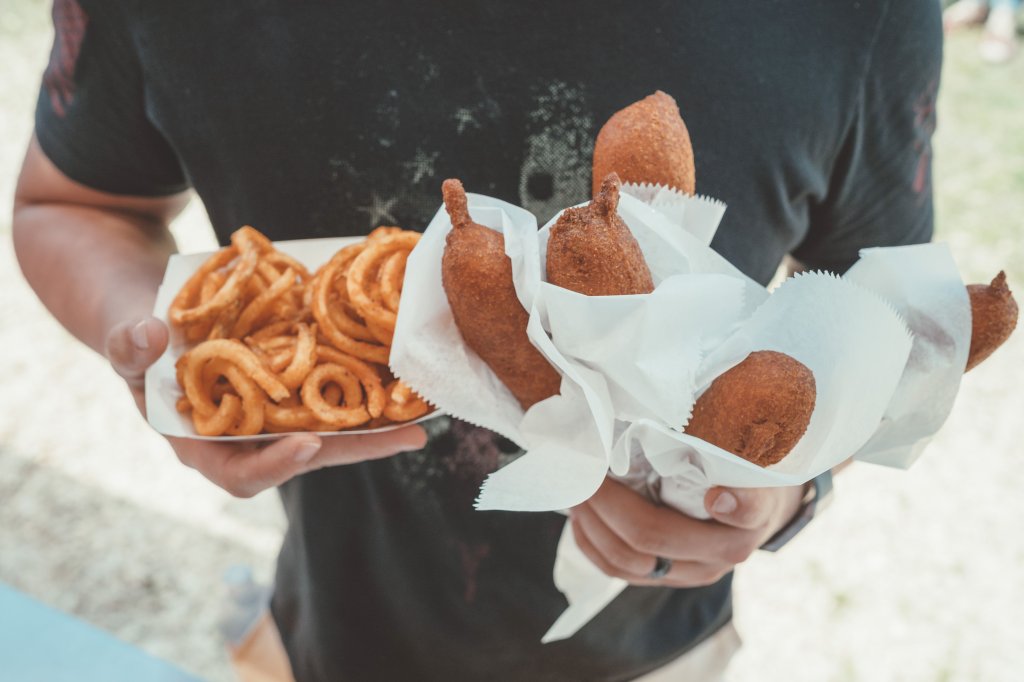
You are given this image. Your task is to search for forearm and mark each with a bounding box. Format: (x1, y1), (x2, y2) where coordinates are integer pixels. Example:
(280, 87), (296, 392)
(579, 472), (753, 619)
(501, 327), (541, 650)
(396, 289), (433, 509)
(11, 134), (188, 356)
(12, 202), (176, 356)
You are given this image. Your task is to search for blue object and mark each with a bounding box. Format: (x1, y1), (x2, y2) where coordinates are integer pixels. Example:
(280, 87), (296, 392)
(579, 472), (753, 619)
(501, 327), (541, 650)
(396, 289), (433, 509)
(0, 582), (203, 682)
(218, 565), (269, 647)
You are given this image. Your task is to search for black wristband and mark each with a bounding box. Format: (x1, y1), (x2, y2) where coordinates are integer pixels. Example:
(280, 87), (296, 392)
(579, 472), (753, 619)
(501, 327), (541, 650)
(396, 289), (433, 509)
(759, 469), (833, 552)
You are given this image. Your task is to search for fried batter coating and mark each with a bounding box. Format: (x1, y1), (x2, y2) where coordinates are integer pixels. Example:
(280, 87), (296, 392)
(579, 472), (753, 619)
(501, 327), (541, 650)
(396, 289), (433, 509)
(685, 351), (816, 467)
(440, 179), (561, 409)
(965, 271), (1018, 372)
(592, 90), (696, 197)
(546, 173), (654, 297)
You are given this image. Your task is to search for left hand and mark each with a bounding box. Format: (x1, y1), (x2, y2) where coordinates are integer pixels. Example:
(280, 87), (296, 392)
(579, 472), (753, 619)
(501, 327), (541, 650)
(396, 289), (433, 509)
(106, 316), (428, 498)
(568, 478), (807, 588)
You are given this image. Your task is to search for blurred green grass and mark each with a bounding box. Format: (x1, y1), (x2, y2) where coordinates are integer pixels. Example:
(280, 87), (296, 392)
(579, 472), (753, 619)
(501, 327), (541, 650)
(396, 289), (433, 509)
(0, 0), (49, 225)
(934, 31), (1024, 284)
(0, 0), (48, 96)
(0, 0), (47, 43)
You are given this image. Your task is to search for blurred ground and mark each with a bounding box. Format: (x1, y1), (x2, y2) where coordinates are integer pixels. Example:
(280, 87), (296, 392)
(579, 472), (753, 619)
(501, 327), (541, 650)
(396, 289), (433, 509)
(1, 3), (1022, 681)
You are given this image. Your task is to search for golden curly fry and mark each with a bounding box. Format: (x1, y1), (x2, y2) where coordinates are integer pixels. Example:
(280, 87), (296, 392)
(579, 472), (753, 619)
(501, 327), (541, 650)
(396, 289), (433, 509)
(300, 363), (371, 429)
(171, 229), (261, 325)
(378, 251), (408, 314)
(383, 380), (431, 422)
(169, 246), (237, 325)
(231, 267), (296, 338)
(316, 345), (387, 419)
(192, 393), (243, 437)
(264, 250), (311, 280)
(278, 323), (318, 390)
(200, 270), (227, 304)
(247, 320), (296, 342)
(312, 246), (390, 364)
(171, 225), (430, 435)
(346, 231), (420, 342)
(265, 401), (320, 431)
(183, 339), (289, 407)
(330, 301), (378, 343)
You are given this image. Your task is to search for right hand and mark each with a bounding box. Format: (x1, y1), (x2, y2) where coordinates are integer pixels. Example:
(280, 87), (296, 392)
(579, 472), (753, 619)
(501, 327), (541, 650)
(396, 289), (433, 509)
(105, 316), (428, 498)
(569, 477), (804, 588)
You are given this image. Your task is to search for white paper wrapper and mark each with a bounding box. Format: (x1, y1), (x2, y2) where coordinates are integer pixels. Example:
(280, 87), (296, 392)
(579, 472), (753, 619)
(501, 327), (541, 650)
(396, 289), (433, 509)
(388, 185), (973, 644)
(387, 186), (745, 640)
(389, 194), (543, 447)
(845, 244), (971, 468)
(675, 272), (914, 481)
(621, 182), (726, 246)
(390, 192), (632, 511)
(546, 520), (629, 643)
(145, 237), (436, 441)
(477, 191), (750, 511)
(542, 271), (915, 642)
(474, 380), (611, 512)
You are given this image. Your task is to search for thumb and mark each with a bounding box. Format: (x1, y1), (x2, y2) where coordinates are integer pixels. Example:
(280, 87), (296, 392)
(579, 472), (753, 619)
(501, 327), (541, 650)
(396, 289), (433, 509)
(211, 435), (325, 497)
(106, 316), (169, 390)
(342, 425), (429, 460)
(704, 487), (770, 530)
(314, 425), (429, 465)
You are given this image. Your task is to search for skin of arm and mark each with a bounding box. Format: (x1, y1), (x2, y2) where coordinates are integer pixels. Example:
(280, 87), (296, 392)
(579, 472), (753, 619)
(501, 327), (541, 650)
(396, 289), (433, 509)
(13, 136), (186, 354)
(12, 135), (427, 497)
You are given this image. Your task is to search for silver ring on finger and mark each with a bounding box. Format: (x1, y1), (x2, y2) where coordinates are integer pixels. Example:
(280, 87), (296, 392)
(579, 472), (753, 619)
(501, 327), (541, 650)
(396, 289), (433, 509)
(648, 556), (673, 580)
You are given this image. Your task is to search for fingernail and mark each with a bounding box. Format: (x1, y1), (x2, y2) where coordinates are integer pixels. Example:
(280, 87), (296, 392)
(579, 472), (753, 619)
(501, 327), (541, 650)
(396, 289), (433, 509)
(711, 491), (738, 515)
(131, 320), (150, 350)
(294, 440), (321, 463)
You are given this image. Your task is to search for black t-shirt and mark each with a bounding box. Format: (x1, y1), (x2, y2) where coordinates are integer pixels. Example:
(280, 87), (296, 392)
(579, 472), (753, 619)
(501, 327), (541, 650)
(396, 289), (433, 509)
(36, 1), (941, 680)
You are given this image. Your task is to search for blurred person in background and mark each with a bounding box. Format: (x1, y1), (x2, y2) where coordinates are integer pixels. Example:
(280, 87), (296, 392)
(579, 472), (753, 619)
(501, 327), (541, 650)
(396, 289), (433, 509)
(944, 0), (1021, 63)
(10, 1), (942, 680)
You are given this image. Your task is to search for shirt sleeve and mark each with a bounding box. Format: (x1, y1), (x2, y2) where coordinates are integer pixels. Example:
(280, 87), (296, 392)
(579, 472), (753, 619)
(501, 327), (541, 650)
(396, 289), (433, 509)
(791, 0), (942, 275)
(34, 0), (189, 196)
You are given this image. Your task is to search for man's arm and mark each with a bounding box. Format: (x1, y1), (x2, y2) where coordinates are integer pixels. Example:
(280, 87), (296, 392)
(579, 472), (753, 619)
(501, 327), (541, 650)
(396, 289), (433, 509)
(13, 135), (186, 355)
(12, 137), (427, 498)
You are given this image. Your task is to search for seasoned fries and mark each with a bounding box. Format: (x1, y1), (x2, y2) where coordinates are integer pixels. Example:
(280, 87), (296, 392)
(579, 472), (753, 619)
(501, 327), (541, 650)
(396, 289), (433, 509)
(169, 226), (430, 436)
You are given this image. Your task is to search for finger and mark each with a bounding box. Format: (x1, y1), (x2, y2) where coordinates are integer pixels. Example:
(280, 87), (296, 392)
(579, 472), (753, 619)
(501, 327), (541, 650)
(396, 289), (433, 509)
(570, 511), (634, 581)
(310, 425), (428, 466)
(571, 512), (730, 588)
(106, 316), (169, 392)
(704, 486), (774, 530)
(169, 436), (243, 472)
(169, 425), (427, 498)
(588, 478), (760, 565)
(571, 503), (652, 579)
(171, 434), (322, 498)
